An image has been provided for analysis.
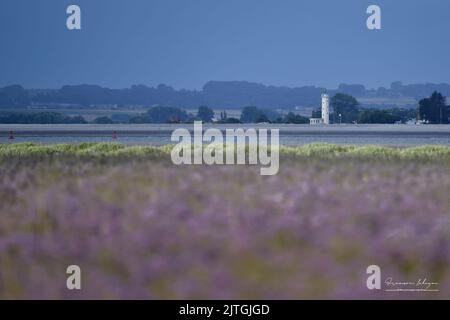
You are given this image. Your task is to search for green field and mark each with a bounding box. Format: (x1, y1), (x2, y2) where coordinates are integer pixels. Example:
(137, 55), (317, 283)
(1, 142), (450, 161)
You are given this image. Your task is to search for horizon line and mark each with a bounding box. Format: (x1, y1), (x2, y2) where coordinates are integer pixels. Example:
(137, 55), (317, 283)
(2, 80), (450, 92)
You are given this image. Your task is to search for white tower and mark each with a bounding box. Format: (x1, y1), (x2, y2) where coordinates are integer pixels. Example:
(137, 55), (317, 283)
(321, 93), (330, 125)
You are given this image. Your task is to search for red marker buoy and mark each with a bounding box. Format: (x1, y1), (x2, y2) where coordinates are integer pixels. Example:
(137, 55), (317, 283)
(8, 131), (15, 140)
(112, 131), (118, 140)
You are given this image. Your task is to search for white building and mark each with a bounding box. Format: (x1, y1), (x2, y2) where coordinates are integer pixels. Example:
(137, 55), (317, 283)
(310, 93), (330, 125)
(321, 93), (330, 124)
(309, 118), (323, 124)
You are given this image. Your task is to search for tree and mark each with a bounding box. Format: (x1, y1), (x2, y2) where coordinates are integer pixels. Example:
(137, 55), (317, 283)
(197, 106), (214, 122)
(331, 93), (359, 123)
(357, 109), (400, 124)
(284, 112), (309, 124)
(386, 108), (417, 123)
(240, 106), (267, 123)
(418, 91), (448, 124)
(256, 113), (270, 123)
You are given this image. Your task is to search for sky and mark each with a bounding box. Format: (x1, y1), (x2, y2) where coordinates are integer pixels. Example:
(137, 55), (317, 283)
(1, 0), (449, 90)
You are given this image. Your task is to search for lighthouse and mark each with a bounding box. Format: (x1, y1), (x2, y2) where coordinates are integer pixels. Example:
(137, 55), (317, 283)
(309, 93), (331, 125)
(321, 93), (330, 125)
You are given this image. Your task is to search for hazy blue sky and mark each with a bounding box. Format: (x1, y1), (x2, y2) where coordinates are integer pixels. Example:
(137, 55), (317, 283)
(1, 0), (449, 89)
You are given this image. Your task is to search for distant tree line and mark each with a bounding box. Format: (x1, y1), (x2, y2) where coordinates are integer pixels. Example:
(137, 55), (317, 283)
(2, 81), (450, 109)
(127, 105), (309, 124)
(334, 81), (450, 100)
(357, 109), (415, 124)
(0, 87), (448, 124)
(1, 95), (447, 124)
(0, 111), (87, 124)
(1, 83), (325, 109)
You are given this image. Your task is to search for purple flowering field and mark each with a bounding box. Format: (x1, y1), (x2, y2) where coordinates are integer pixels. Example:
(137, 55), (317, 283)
(0, 144), (449, 299)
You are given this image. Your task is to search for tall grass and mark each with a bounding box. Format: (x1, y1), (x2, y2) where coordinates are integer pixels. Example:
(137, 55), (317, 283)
(1, 142), (450, 162)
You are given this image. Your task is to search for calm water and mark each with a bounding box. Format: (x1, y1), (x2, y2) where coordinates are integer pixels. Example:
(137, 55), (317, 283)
(1, 124), (450, 146)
